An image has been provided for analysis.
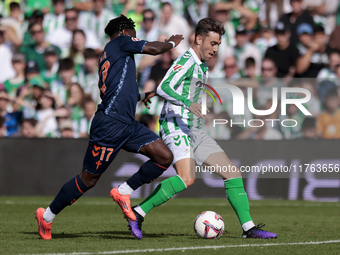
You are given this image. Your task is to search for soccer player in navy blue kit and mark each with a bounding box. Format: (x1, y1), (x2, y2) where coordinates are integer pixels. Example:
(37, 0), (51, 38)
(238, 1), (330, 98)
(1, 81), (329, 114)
(35, 15), (184, 240)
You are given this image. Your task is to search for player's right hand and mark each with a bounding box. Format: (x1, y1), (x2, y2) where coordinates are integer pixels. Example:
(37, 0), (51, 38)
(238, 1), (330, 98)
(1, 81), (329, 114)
(166, 34), (184, 47)
(189, 102), (209, 119)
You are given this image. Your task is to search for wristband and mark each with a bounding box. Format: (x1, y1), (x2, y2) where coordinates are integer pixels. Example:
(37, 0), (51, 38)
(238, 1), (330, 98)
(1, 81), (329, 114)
(168, 41), (175, 48)
(140, 93), (146, 101)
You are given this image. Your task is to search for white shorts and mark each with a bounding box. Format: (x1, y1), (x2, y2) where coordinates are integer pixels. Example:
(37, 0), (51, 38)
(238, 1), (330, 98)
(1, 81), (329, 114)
(163, 128), (224, 165)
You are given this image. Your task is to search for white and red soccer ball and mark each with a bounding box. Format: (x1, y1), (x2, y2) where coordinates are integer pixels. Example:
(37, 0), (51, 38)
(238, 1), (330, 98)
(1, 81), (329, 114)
(194, 211), (224, 239)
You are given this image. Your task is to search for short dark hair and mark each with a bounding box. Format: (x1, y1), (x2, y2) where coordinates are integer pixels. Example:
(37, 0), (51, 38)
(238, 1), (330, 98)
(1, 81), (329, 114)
(245, 57), (255, 68)
(195, 18), (225, 41)
(84, 48), (97, 59)
(58, 58), (74, 72)
(52, 0), (65, 5)
(301, 117), (316, 131)
(72, 29), (85, 38)
(142, 9), (155, 17)
(22, 118), (38, 127)
(161, 2), (172, 9)
(314, 25), (325, 34)
(9, 2), (20, 11)
(105, 15), (135, 38)
(328, 49), (340, 59)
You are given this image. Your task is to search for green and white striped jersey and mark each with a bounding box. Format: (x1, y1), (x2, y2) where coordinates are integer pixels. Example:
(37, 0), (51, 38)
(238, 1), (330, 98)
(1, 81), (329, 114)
(43, 13), (65, 35)
(79, 9), (116, 46)
(156, 48), (208, 138)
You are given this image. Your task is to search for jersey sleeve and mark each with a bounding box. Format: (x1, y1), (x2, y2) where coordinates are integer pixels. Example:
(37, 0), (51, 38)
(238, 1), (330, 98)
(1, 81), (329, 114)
(156, 63), (193, 109)
(119, 35), (148, 54)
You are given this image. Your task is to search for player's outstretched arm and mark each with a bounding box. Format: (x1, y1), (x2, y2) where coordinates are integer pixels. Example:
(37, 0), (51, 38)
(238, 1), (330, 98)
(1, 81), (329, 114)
(142, 35), (184, 55)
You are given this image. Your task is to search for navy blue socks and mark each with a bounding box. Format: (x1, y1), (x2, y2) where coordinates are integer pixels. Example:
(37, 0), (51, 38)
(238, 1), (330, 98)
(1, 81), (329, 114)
(49, 175), (89, 214)
(127, 160), (168, 190)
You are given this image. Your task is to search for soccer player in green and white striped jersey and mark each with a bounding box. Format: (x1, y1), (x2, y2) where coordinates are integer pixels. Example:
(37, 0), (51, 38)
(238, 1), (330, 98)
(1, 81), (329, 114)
(126, 17), (278, 240)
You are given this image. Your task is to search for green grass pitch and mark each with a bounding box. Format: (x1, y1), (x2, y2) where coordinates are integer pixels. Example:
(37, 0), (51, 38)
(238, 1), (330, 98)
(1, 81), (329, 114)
(0, 197), (339, 255)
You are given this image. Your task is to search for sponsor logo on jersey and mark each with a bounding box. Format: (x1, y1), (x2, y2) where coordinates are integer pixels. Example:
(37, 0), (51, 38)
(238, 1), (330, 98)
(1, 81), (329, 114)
(131, 37), (141, 41)
(173, 64), (183, 71)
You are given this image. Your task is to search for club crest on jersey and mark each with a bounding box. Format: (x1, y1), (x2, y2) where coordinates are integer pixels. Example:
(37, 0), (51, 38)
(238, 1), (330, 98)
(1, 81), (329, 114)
(173, 64), (183, 72)
(131, 37), (141, 41)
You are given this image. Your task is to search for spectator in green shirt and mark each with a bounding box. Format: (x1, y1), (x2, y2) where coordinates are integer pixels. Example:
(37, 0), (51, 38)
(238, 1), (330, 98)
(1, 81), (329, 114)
(41, 46), (60, 85)
(3, 53), (26, 99)
(22, 10), (45, 47)
(20, 22), (61, 71)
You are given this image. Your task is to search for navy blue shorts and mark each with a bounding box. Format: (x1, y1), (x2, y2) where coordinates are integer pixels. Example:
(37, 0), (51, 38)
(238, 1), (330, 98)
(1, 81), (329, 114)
(83, 110), (159, 175)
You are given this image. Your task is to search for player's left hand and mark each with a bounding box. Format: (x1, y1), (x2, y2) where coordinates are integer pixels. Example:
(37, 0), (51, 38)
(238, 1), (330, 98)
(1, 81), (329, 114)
(142, 91), (156, 109)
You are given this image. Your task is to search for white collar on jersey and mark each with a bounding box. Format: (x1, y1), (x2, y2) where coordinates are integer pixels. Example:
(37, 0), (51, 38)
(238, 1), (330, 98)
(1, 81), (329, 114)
(189, 47), (202, 65)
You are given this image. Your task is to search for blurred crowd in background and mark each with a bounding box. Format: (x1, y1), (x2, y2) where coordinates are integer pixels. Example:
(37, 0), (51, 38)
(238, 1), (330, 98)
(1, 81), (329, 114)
(1, 0), (340, 140)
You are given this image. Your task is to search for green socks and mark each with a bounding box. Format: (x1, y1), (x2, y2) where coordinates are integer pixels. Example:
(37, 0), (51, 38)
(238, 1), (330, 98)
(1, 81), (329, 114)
(139, 175), (186, 214)
(136, 175), (254, 231)
(224, 177), (253, 226)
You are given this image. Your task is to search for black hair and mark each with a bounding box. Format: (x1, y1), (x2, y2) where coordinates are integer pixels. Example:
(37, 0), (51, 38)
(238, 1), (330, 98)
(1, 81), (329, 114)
(301, 117), (316, 131)
(142, 9), (155, 17)
(314, 25), (325, 34)
(245, 57), (255, 68)
(58, 58), (74, 72)
(84, 48), (97, 59)
(105, 15), (135, 38)
(52, 0), (65, 4)
(161, 2), (172, 9)
(195, 17), (225, 41)
(9, 2), (20, 10)
(22, 118), (38, 127)
(328, 48), (340, 59)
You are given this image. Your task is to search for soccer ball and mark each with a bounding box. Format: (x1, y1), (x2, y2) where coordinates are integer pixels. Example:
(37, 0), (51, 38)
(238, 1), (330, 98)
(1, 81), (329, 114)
(194, 211), (224, 239)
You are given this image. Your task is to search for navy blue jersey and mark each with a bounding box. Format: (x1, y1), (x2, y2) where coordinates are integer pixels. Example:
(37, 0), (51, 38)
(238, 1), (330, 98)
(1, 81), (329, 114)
(97, 35), (147, 124)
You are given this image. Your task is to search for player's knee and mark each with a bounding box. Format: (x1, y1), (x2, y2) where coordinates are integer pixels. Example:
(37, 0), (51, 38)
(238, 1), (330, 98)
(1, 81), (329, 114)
(80, 170), (101, 189)
(158, 149), (173, 167)
(181, 176), (195, 187)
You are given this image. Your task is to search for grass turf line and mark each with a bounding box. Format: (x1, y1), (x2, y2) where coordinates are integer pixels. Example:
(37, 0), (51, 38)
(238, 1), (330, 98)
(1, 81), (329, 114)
(0, 197), (339, 255)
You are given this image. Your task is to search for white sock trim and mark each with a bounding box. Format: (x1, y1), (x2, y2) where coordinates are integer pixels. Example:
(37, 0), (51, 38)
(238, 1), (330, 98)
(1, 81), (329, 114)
(242, 221), (255, 231)
(118, 182), (134, 195)
(176, 175), (187, 188)
(134, 205), (146, 217)
(43, 207), (56, 223)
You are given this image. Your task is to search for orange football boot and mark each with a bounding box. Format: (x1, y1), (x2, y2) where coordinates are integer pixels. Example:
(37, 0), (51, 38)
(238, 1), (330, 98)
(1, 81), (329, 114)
(110, 187), (136, 221)
(35, 207), (52, 240)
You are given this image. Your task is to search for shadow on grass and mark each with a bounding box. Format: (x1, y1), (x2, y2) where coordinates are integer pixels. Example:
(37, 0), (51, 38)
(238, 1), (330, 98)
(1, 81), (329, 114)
(21, 231), (195, 240)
